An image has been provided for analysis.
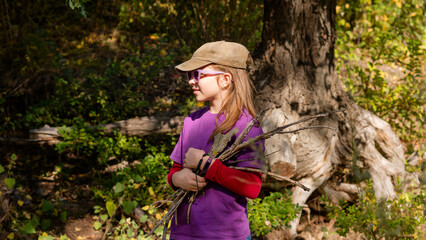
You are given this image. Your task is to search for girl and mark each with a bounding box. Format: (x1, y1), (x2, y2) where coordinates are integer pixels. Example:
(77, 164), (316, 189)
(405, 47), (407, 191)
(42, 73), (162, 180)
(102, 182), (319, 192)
(167, 41), (264, 240)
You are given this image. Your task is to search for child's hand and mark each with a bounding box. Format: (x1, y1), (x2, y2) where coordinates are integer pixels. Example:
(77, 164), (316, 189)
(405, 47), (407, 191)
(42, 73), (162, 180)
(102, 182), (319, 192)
(184, 148), (205, 169)
(172, 168), (207, 192)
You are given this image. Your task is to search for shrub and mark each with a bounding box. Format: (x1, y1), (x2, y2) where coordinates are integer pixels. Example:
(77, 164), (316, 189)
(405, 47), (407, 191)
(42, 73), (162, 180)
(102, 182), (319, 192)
(336, 0), (425, 145)
(90, 135), (175, 238)
(55, 119), (142, 164)
(327, 181), (425, 239)
(248, 191), (301, 237)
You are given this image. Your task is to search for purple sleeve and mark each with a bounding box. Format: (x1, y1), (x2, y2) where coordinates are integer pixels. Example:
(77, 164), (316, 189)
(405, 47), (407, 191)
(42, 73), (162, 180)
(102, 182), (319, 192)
(170, 118), (186, 166)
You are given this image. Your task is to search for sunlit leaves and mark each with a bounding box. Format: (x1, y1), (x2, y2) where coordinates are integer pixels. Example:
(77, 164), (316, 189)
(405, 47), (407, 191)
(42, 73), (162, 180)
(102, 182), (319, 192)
(248, 191), (301, 237)
(67, 0), (87, 17)
(106, 201), (117, 218)
(56, 124), (141, 165)
(100, 214), (108, 221)
(7, 233), (14, 239)
(4, 178), (15, 189)
(327, 181), (425, 239)
(114, 182), (126, 194)
(139, 215), (148, 223)
(336, 0), (425, 145)
(93, 221), (102, 230)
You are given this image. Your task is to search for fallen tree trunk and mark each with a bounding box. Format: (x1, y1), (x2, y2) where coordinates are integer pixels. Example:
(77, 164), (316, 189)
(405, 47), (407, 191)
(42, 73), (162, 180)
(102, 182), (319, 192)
(5, 115), (185, 144)
(98, 115), (185, 137)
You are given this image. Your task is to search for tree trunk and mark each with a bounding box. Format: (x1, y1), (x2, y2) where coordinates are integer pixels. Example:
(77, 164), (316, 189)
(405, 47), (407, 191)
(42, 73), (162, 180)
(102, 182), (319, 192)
(251, 0), (414, 238)
(1, 115), (185, 145)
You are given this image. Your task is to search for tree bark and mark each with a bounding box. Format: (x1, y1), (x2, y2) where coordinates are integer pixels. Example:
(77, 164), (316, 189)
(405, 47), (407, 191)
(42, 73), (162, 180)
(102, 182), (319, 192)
(251, 0), (413, 238)
(3, 115), (185, 145)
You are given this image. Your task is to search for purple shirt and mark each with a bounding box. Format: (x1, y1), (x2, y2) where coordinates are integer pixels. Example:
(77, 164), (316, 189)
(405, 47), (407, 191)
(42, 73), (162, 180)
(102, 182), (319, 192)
(170, 107), (264, 240)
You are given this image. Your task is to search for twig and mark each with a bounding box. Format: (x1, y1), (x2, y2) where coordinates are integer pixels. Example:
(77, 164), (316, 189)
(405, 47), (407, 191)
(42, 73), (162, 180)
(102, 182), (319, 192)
(218, 111), (341, 161)
(221, 124), (335, 162)
(153, 188), (184, 208)
(265, 150), (280, 157)
(279, 125), (336, 134)
(229, 166), (311, 192)
(145, 190), (190, 238)
(218, 107), (268, 159)
(256, 108), (270, 120)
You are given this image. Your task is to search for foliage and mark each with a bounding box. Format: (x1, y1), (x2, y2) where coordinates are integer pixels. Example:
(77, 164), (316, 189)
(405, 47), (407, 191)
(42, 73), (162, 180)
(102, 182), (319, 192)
(0, 0), (424, 239)
(1, 155), (69, 238)
(1, 153), (17, 190)
(7, 197), (71, 238)
(0, 0), (263, 135)
(14, 39), (185, 131)
(90, 135), (175, 238)
(55, 120), (142, 164)
(336, 0), (425, 146)
(248, 191), (301, 237)
(326, 181), (425, 239)
(66, 0), (88, 17)
(116, 0), (263, 50)
(109, 217), (148, 240)
(91, 135), (174, 202)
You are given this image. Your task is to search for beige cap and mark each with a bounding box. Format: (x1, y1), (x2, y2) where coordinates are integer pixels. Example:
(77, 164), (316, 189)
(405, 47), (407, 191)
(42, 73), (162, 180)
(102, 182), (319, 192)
(175, 41), (249, 71)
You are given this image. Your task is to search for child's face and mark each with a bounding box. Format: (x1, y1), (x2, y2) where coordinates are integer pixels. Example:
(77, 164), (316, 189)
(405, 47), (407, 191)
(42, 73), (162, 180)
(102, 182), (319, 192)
(188, 65), (231, 109)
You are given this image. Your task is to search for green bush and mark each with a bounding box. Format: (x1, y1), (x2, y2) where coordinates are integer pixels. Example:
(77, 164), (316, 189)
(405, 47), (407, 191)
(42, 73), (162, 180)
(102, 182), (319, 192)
(248, 191), (301, 237)
(336, 0), (425, 145)
(21, 39), (183, 129)
(55, 119), (142, 164)
(90, 135), (175, 237)
(327, 181), (425, 239)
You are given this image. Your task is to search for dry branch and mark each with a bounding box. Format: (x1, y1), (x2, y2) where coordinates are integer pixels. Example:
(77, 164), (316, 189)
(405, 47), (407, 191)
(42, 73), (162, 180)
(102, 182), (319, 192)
(229, 166), (310, 191)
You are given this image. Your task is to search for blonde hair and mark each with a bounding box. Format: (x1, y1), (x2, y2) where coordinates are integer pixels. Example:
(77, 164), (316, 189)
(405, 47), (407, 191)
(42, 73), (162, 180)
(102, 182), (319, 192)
(209, 64), (257, 140)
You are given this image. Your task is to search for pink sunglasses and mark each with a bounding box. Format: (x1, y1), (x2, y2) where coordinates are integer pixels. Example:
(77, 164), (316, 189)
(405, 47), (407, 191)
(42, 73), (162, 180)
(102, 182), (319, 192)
(186, 69), (226, 83)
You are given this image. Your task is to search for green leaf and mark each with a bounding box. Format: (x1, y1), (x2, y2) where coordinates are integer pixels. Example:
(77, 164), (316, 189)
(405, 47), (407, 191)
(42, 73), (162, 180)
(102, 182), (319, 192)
(0, 165), (4, 174)
(140, 215), (148, 223)
(93, 205), (101, 214)
(114, 182), (125, 193)
(41, 200), (54, 212)
(4, 178), (15, 189)
(100, 214), (108, 221)
(122, 200), (137, 215)
(93, 221), (102, 230)
(106, 201), (116, 217)
(134, 175), (143, 182)
(10, 153), (16, 161)
(127, 228), (135, 237)
(321, 226), (328, 232)
(154, 226), (163, 234)
(23, 221), (36, 234)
